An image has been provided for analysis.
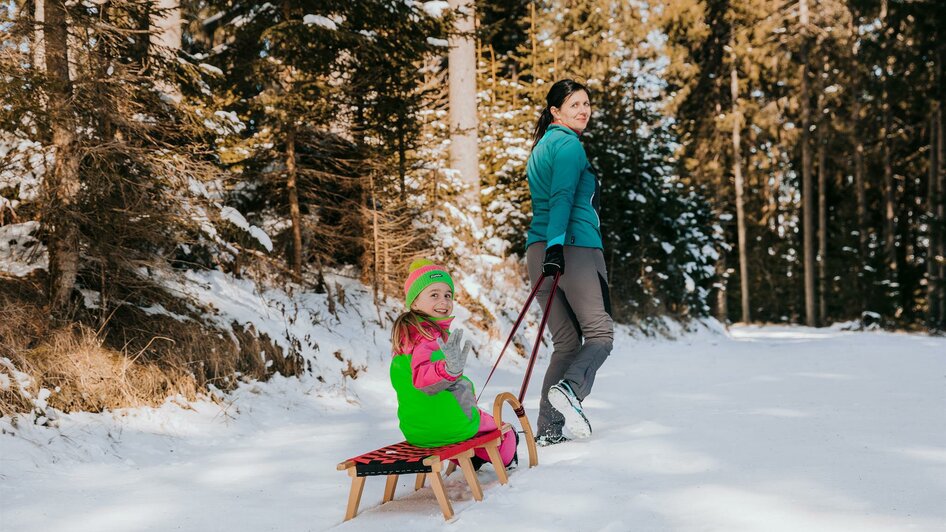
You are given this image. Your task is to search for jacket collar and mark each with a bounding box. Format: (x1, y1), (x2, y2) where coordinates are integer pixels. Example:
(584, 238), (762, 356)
(548, 123), (582, 137)
(422, 316), (454, 331)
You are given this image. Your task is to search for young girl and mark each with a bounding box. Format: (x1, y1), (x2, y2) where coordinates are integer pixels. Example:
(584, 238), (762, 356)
(390, 259), (517, 468)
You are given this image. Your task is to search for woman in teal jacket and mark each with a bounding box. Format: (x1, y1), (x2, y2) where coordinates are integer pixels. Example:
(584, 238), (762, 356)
(525, 79), (614, 446)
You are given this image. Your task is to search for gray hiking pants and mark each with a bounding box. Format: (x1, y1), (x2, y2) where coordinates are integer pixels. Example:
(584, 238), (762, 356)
(526, 243), (614, 437)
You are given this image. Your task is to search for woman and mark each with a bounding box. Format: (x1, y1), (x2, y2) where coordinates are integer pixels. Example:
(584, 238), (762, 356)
(525, 79), (613, 446)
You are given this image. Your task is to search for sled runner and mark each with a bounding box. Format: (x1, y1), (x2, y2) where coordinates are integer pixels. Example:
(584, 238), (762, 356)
(336, 392), (538, 521)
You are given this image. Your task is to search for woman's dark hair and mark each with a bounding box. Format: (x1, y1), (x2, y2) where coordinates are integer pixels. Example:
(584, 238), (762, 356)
(531, 79), (591, 149)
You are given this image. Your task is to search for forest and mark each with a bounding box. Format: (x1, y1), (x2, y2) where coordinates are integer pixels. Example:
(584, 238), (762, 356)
(0, 0), (943, 413)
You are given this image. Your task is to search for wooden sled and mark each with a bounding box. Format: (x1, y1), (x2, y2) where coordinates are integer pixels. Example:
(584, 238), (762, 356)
(335, 392), (537, 521)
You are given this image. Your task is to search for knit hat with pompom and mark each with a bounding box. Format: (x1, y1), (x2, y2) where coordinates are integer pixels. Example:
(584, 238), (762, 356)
(404, 259), (454, 308)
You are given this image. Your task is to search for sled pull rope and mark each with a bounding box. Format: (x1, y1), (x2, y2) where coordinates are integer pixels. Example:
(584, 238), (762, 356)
(476, 275), (545, 401)
(476, 272), (561, 403)
(518, 272), (560, 404)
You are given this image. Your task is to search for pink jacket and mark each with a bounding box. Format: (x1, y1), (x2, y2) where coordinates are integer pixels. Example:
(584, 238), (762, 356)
(397, 317), (459, 390)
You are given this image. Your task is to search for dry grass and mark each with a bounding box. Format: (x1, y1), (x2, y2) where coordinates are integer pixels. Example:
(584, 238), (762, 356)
(0, 278), (47, 417)
(16, 325), (198, 412)
(0, 277), (301, 415)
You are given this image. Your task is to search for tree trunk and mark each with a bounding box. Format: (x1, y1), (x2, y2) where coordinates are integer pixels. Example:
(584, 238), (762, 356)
(882, 93), (897, 278)
(44, 0), (82, 318)
(881, 1), (898, 286)
(397, 123), (407, 201)
(529, 1), (537, 81)
(935, 48), (946, 327)
(853, 96), (868, 298)
(800, 0), (816, 327)
(33, 0), (45, 71)
(370, 173), (380, 306)
(447, 0), (479, 221)
(150, 0), (182, 56)
(929, 105), (939, 326)
(731, 57), (750, 323)
(848, 20), (868, 295)
(936, 83), (946, 329)
(817, 117), (828, 325)
(286, 129), (303, 279)
(715, 252), (728, 324)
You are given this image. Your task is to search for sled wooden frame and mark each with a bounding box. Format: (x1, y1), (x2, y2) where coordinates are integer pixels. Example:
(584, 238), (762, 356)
(336, 392), (538, 521)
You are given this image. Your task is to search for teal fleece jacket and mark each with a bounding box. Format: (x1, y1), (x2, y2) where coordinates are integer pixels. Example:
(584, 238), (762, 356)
(525, 124), (602, 250)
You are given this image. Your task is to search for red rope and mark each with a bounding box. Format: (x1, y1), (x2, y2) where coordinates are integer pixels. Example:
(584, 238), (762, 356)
(476, 275), (545, 401)
(518, 272), (560, 404)
(476, 272), (562, 404)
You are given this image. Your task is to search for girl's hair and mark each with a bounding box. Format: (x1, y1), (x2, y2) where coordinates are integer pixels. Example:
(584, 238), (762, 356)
(531, 79), (591, 149)
(391, 310), (438, 354)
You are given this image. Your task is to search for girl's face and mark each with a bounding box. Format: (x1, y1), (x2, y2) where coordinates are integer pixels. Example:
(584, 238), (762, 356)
(551, 90), (591, 133)
(411, 282), (454, 317)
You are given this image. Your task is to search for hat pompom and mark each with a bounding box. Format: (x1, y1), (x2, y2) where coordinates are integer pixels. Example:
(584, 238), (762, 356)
(409, 258), (435, 273)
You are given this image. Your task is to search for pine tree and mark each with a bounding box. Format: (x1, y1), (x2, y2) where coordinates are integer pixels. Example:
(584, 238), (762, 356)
(0, 1), (250, 320)
(190, 0), (445, 294)
(478, 0), (721, 321)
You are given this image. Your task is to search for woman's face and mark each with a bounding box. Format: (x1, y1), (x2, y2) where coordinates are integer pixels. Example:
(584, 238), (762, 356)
(551, 90), (591, 133)
(411, 282), (454, 318)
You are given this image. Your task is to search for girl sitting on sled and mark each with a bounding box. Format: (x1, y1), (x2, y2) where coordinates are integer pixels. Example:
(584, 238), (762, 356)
(390, 259), (518, 469)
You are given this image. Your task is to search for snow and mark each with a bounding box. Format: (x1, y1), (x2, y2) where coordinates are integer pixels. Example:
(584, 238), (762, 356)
(0, 221), (47, 277)
(2, 301), (945, 531)
(218, 206), (272, 252)
(202, 111), (246, 137)
(0, 136), (47, 205)
(201, 11), (226, 27)
(303, 15), (338, 30)
(426, 37), (449, 47)
(421, 1), (450, 18)
(198, 63), (224, 76)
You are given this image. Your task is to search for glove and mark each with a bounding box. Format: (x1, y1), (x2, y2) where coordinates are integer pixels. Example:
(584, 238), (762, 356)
(438, 328), (473, 377)
(542, 244), (565, 277)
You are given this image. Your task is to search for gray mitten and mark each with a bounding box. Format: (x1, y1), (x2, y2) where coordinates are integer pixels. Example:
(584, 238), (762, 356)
(438, 328), (472, 377)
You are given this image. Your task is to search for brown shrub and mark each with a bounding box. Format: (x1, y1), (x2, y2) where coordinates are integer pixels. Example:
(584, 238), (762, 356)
(1, 276), (304, 415)
(16, 325), (198, 412)
(0, 267), (312, 415)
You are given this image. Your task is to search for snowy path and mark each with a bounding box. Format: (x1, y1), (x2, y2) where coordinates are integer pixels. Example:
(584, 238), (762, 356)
(2, 325), (945, 531)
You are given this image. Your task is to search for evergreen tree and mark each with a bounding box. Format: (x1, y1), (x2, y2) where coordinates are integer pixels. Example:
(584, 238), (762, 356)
(189, 0), (445, 294)
(0, 0), (250, 319)
(478, 0), (721, 321)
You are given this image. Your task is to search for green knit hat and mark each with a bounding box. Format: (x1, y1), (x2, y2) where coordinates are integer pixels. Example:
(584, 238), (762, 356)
(404, 259), (454, 308)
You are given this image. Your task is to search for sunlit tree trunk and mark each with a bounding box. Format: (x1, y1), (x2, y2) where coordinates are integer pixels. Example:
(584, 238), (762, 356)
(33, 0), (45, 71)
(880, 0), (898, 287)
(731, 55), (750, 323)
(150, 0), (182, 54)
(799, 0), (816, 327)
(817, 110), (828, 325)
(286, 129), (303, 279)
(448, 0), (480, 223)
(43, 0), (81, 318)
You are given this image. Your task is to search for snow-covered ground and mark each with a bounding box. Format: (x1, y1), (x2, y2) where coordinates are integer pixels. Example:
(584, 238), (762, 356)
(2, 321), (944, 531)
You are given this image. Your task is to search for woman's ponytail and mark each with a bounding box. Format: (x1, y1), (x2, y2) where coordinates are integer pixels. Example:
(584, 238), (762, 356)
(530, 79), (591, 150)
(531, 108), (555, 149)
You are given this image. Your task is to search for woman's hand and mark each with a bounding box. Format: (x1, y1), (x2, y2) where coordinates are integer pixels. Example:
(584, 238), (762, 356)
(543, 244), (565, 276)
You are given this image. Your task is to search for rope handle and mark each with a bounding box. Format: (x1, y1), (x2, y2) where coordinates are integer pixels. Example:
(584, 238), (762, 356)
(518, 272), (560, 404)
(476, 274), (547, 401)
